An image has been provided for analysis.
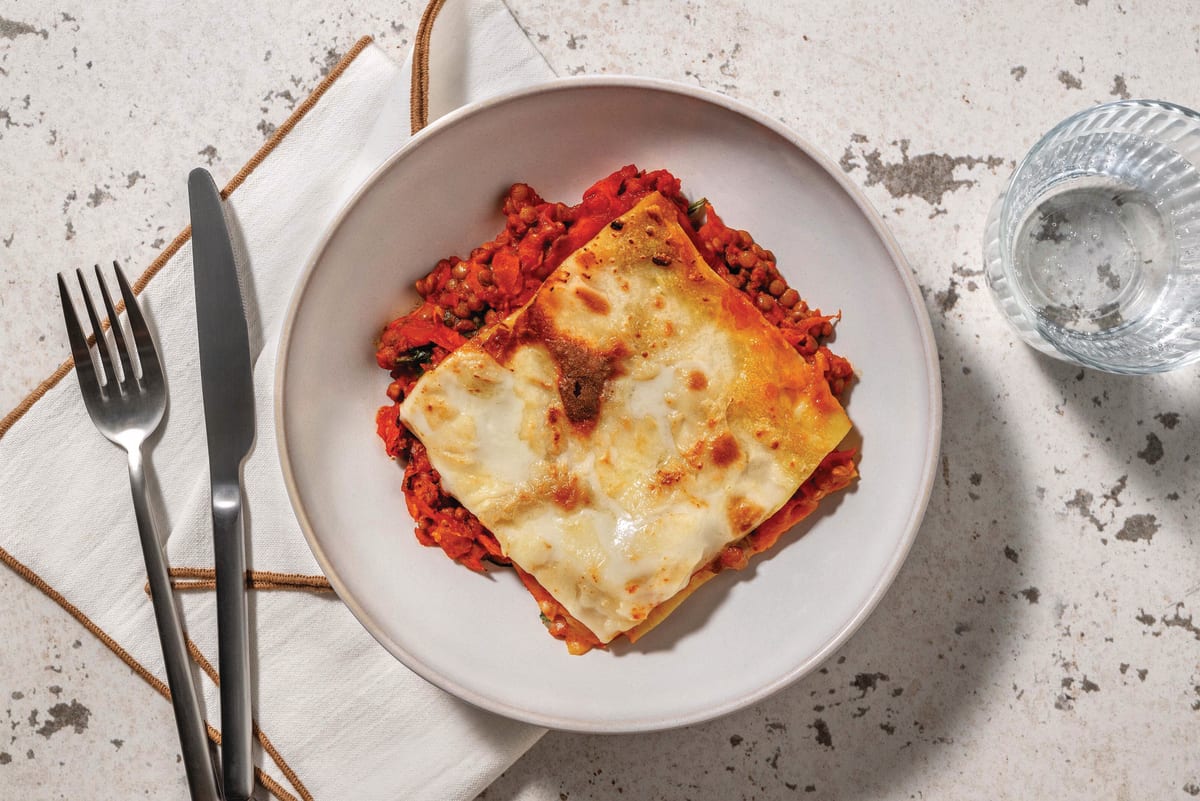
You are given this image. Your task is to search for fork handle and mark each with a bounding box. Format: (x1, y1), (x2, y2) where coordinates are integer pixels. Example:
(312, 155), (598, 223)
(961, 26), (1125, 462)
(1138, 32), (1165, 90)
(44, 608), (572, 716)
(129, 447), (223, 801)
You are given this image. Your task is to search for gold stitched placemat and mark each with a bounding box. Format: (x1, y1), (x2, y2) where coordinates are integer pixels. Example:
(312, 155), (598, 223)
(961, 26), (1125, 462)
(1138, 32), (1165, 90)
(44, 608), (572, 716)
(0, 2), (449, 797)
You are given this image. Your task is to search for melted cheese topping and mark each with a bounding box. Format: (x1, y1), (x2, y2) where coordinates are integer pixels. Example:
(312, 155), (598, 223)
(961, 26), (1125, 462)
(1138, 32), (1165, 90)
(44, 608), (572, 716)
(400, 193), (852, 642)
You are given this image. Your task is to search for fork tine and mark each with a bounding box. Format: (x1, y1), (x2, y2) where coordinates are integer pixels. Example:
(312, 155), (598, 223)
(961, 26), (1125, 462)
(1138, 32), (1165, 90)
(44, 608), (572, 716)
(94, 263), (137, 385)
(58, 273), (102, 394)
(75, 268), (115, 388)
(113, 261), (163, 389)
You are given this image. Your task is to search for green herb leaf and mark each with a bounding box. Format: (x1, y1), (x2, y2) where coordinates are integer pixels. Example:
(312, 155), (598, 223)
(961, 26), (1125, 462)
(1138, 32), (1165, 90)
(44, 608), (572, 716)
(687, 196), (708, 228)
(396, 344), (434, 366)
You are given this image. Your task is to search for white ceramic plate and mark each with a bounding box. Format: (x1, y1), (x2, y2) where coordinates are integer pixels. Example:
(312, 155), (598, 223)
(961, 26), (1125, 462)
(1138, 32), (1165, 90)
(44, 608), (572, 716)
(277, 77), (940, 733)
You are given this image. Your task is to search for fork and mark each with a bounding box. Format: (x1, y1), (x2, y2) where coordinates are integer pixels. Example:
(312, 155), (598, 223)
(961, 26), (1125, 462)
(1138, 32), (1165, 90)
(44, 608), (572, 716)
(59, 262), (222, 801)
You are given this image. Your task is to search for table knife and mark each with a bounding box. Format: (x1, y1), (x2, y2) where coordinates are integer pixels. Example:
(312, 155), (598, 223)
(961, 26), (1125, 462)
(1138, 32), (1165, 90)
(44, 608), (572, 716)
(189, 167), (256, 801)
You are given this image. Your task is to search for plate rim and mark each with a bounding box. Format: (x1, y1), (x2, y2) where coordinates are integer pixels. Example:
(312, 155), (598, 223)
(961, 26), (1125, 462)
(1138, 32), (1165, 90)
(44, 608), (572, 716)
(275, 74), (943, 733)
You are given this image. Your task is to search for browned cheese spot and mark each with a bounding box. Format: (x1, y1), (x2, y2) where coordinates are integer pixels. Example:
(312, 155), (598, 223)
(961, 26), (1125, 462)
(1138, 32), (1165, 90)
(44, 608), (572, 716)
(727, 495), (763, 535)
(550, 469), (590, 511)
(480, 321), (518, 364)
(522, 304), (628, 429)
(574, 285), (611, 315)
(651, 466), (684, 491)
(576, 250), (599, 270)
(682, 438), (706, 471)
(711, 432), (741, 467)
(555, 345), (613, 425)
(546, 406), (564, 451)
(687, 370), (709, 391)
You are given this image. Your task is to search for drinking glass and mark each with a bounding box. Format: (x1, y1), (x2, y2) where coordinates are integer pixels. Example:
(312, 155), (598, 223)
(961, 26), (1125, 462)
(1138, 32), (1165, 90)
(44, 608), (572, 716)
(984, 100), (1200, 373)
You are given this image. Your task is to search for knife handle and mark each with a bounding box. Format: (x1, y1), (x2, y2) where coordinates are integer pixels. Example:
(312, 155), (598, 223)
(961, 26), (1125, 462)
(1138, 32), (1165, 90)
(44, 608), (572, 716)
(213, 484), (254, 801)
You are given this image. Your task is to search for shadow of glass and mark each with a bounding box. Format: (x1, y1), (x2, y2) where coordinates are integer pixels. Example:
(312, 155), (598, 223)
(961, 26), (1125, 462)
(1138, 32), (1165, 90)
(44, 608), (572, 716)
(1030, 349), (1200, 541)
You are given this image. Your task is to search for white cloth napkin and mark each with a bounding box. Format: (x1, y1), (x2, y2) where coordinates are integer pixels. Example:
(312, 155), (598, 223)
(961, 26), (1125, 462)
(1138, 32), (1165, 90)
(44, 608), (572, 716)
(0, 2), (554, 799)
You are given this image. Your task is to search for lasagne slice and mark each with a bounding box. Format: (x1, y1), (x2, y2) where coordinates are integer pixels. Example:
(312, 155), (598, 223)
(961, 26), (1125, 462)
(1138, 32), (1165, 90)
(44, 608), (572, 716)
(399, 192), (852, 645)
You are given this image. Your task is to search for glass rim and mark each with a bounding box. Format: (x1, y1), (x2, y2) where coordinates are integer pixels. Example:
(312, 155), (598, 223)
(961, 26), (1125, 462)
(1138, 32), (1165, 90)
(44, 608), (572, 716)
(999, 98), (1200, 239)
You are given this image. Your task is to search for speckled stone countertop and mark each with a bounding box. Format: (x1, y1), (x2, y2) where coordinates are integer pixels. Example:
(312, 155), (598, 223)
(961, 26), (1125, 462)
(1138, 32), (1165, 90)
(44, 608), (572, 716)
(2, 1), (1199, 799)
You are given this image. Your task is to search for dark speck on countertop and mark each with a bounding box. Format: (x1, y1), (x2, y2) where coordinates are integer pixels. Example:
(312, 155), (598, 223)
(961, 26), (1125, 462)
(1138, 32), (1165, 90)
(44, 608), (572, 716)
(1066, 489), (1105, 531)
(810, 718), (833, 748)
(1058, 70), (1083, 90)
(315, 47), (342, 77)
(1101, 475), (1127, 508)
(1137, 433), (1164, 465)
(0, 16), (49, 40)
(1161, 604), (1200, 641)
(85, 185), (113, 208)
(35, 700), (90, 738)
(1115, 514), (1158, 542)
(1110, 74), (1131, 99)
(839, 136), (1003, 206)
(1154, 412), (1180, 429)
(851, 672), (889, 696)
(935, 279), (959, 314)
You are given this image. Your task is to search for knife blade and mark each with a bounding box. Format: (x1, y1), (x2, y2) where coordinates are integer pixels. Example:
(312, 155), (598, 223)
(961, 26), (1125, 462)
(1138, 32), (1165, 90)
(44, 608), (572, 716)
(189, 166), (255, 801)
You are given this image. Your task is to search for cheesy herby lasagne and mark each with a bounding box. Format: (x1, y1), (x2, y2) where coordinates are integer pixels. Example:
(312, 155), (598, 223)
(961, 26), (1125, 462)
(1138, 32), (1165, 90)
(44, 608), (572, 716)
(375, 167), (857, 653)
